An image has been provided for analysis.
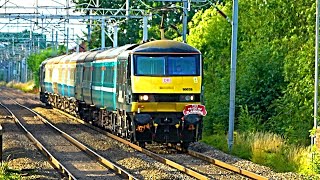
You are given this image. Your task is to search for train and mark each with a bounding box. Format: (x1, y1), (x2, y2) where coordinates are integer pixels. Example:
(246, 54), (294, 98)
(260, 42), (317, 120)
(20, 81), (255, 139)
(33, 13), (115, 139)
(39, 40), (206, 149)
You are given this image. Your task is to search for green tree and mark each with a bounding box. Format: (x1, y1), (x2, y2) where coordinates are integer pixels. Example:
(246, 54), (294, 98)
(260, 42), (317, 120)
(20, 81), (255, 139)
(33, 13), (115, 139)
(188, 0), (316, 145)
(27, 46), (65, 86)
(73, 0), (211, 47)
(188, 5), (232, 134)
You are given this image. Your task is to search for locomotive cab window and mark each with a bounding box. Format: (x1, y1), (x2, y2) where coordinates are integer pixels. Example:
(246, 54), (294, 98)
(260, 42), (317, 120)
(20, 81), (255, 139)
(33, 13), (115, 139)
(135, 56), (165, 76)
(134, 55), (200, 76)
(168, 56), (198, 76)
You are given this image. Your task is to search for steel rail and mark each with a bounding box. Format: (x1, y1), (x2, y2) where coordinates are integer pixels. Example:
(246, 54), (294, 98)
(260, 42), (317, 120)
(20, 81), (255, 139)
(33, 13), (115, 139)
(187, 149), (269, 180)
(167, 143), (270, 180)
(0, 102), (77, 180)
(53, 108), (210, 180)
(14, 101), (137, 180)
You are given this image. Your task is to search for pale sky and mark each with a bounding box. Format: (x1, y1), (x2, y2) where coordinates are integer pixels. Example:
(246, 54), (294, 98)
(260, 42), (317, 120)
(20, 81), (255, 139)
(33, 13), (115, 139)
(0, 0), (86, 48)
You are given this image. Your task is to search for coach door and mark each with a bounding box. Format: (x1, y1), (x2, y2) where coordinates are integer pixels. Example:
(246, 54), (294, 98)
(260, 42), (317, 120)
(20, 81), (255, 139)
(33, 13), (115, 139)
(82, 62), (92, 104)
(117, 59), (127, 109)
(40, 64), (46, 92)
(75, 64), (84, 101)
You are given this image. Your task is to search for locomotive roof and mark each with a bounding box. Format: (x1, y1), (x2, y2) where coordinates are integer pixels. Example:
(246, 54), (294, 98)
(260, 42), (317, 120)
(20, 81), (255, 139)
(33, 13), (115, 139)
(45, 55), (67, 65)
(59, 53), (76, 63)
(131, 40), (200, 54)
(95, 44), (135, 60)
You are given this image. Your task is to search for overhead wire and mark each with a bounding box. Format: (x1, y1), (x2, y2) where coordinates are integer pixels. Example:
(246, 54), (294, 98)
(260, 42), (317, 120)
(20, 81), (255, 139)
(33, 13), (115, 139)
(0, 0), (84, 57)
(0, 0), (9, 8)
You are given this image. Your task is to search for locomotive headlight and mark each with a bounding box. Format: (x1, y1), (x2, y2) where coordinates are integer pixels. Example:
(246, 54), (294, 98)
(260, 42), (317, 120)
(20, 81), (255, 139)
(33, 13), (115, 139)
(185, 95), (194, 101)
(138, 95), (155, 102)
(179, 95), (195, 102)
(139, 95), (149, 101)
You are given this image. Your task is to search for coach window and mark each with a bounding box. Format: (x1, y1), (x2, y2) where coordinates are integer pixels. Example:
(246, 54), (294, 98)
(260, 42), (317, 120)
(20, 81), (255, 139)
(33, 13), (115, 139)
(49, 68), (53, 82)
(83, 66), (89, 82)
(58, 66), (63, 83)
(104, 64), (114, 87)
(70, 68), (75, 84)
(64, 67), (67, 84)
(45, 68), (50, 82)
(92, 65), (102, 85)
(76, 66), (82, 84)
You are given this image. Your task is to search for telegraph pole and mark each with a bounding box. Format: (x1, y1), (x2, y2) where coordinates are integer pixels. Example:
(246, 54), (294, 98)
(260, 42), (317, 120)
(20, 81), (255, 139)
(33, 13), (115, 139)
(113, 25), (118, 47)
(314, 0), (320, 146)
(66, 27), (69, 54)
(182, 1), (188, 42)
(143, 16), (148, 42)
(101, 17), (106, 49)
(228, 0), (239, 151)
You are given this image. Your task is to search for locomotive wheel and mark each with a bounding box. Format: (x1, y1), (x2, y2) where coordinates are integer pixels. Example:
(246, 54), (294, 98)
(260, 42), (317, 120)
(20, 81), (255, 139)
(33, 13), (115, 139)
(138, 142), (146, 148)
(181, 142), (190, 152)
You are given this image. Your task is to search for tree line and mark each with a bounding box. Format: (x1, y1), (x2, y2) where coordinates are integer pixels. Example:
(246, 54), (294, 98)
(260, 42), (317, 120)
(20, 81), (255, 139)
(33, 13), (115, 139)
(28, 0), (315, 145)
(188, 0), (315, 145)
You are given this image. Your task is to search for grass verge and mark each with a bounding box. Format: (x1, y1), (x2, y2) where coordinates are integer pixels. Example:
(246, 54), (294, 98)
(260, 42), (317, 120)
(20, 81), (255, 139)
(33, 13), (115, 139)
(3, 81), (37, 93)
(202, 131), (320, 177)
(0, 162), (21, 179)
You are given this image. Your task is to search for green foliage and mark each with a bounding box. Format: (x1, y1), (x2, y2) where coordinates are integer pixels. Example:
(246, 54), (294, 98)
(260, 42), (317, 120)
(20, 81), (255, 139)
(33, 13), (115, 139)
(27, 46), (65, 87)
(237, 105), (261, 133)
(268, 39), (315, 145)
(188, 0), (316, 145)
(0, 163), (21, 179)
(311, 151), (320, 174)
(201, 133), (228, 152)
(188, 5), (232, 134)
(232, 132), (252, 160)
(73, 0), (210, 47)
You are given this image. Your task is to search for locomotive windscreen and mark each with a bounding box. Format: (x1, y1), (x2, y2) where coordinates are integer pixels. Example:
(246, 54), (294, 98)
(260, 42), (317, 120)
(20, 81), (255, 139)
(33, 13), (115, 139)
(134, 55), (200, 76)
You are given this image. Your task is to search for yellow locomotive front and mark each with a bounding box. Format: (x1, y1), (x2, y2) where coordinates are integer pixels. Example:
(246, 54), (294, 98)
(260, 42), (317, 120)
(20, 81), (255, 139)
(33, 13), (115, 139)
(128, 40), (206, 148)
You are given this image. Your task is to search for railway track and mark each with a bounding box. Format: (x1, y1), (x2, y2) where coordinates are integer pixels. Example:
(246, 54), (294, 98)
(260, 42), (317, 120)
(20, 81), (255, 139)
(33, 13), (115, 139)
(0, 98), (136, 180)
(0, 87), (270, 179)
(1, 89), (201, 179)
(52, 106), (269, 180)
(167, 143), (268, 180)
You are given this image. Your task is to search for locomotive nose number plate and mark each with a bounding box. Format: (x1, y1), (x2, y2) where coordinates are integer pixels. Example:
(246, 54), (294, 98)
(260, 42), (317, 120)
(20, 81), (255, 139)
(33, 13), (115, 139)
(162, 78), (171, 83)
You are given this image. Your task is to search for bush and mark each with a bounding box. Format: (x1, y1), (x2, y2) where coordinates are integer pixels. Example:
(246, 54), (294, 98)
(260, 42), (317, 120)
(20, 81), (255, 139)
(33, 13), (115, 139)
(309, 149), (320, 175)
(238, 105), (262, 133)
